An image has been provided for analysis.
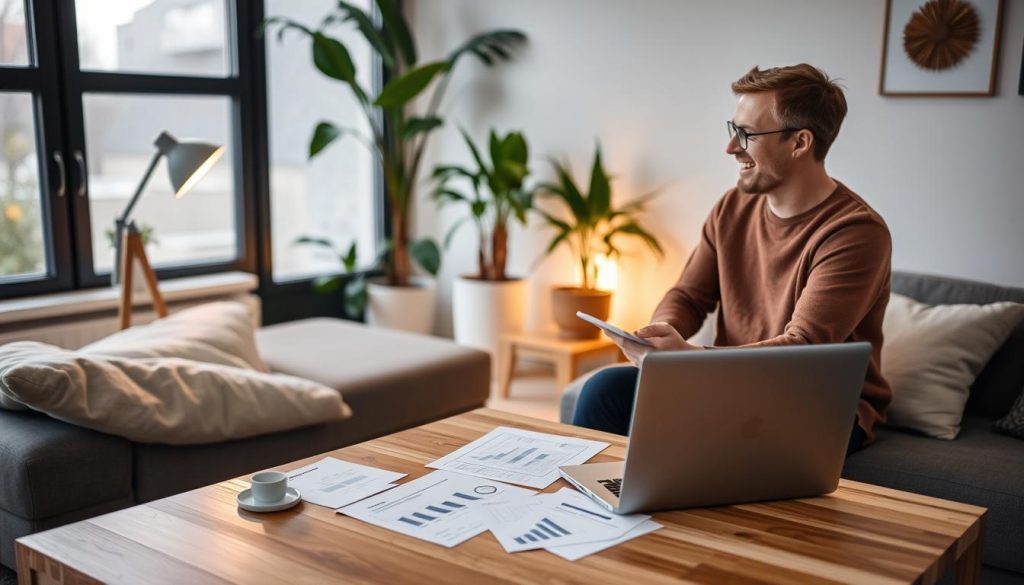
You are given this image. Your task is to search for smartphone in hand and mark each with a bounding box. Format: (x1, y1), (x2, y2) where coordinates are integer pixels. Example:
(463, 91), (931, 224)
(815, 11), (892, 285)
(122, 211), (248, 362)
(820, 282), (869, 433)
(575, 311), (655, 347)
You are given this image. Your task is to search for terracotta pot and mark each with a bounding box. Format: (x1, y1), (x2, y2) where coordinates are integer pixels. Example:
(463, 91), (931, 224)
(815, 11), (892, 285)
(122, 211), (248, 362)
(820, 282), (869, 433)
(551, 287), (612, 339)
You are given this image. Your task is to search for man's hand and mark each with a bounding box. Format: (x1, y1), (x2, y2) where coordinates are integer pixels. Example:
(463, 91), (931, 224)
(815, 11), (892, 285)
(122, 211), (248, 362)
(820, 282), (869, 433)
(606, 322), (703, 366)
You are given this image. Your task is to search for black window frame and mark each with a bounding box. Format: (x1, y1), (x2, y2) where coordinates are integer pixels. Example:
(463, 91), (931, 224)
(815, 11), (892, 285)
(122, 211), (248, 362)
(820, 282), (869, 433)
(0, 0), (386, 320)
(0, 0), (74, 299)
(57, 0), (259, 290)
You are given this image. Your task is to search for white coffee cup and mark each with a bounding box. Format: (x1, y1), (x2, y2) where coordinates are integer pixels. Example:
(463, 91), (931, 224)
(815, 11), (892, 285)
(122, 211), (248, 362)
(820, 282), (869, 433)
(250, 471), (288, 503)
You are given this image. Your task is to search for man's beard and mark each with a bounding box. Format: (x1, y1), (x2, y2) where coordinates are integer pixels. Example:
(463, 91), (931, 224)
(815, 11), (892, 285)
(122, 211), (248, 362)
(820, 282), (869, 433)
(738, 165), (784, 194)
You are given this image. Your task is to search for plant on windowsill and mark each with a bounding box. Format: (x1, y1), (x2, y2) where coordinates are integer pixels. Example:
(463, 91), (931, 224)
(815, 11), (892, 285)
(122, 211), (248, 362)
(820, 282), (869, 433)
(431, 129), (533, 353)
(266, 1), (526, 333)
(537, 143), (664, 339)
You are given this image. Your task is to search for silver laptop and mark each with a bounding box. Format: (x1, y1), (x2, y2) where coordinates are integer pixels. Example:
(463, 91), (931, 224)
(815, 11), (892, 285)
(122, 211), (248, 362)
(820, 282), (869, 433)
(559, 342), (870, 514)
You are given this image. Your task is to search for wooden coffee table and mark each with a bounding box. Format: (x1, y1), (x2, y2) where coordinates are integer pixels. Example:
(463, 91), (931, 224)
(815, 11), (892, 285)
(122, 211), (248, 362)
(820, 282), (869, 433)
(17, 408), (985, 584)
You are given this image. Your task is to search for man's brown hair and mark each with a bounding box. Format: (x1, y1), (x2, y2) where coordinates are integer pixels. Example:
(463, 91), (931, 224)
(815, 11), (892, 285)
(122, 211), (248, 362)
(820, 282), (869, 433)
(731, 64), (847, 161)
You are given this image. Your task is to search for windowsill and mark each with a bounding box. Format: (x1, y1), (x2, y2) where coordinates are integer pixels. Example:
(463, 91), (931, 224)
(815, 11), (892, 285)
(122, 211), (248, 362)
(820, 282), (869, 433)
(0, 271), (258, 325)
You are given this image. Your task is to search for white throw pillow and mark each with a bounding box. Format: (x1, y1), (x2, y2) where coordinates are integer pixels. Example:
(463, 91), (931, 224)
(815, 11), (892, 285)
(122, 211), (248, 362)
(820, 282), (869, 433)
(81, 301), (269, 372)
(883, 293), (1024, 439)
(0, 347), (351, 444)
(0, 341), (61, 410)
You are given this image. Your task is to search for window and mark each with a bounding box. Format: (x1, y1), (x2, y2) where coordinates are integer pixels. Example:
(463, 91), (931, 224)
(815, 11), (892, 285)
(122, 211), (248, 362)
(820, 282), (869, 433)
(0, 0), (259, 299)
(263, 0), (379, 282)
(0, 0), (383, 306)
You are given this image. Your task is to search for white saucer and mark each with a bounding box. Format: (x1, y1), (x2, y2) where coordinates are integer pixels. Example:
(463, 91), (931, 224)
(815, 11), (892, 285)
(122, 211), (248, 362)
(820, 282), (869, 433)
(237, 487), (302, 512)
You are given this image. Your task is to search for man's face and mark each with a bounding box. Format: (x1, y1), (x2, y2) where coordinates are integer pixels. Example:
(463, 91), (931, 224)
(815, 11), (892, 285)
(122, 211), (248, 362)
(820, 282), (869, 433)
(726, 93), (793, 194)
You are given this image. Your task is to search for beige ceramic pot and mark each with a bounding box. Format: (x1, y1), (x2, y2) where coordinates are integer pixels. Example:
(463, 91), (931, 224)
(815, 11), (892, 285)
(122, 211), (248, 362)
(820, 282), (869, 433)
(551, 287), (612, 339)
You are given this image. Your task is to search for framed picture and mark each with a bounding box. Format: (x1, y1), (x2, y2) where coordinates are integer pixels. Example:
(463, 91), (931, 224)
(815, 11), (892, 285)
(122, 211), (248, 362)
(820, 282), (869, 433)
(880, 0), (1005, 96)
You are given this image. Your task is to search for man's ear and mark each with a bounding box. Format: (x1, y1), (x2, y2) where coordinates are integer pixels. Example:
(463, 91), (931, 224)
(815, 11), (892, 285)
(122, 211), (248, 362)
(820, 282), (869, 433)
(791, 129), (815, 159)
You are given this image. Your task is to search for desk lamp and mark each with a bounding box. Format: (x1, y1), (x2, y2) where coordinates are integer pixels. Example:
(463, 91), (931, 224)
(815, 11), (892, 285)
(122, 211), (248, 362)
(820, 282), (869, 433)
(114, 131), (224, 329)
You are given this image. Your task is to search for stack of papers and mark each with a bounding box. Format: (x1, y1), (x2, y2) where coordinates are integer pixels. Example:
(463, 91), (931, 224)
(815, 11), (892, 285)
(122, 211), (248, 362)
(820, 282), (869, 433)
(427, 427), (609, 489)
(476, 488), (663, 560)
(330, 428), (659, 560)
(339, 470), (535, 547)
(287, 457), (406, 509)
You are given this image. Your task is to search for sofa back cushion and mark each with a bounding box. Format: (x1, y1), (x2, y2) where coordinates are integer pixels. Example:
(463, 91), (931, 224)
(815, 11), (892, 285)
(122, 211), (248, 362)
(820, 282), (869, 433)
(891, 271), (1024, 418)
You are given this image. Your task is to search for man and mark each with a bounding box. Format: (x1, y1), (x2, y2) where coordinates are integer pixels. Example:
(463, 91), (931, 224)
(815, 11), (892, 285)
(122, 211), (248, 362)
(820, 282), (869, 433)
(572, 64), (892, 455)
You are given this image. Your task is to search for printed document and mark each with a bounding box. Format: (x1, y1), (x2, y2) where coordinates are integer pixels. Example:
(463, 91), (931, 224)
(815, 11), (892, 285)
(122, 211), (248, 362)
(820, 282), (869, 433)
(286, 457), (406, 509)
(477, 488), (650, 553)
(426, 427), (608, 489)
(338, 470), (534, 547)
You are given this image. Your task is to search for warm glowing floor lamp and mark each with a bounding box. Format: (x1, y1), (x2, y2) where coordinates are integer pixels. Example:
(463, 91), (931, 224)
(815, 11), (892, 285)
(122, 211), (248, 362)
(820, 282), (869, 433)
(115, 131), (224, 330)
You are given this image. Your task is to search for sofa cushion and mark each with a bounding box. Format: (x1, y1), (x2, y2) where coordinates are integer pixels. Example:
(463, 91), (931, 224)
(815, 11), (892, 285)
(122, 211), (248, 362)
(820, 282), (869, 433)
(842, 415), (1024, 573)
(882, 293), (1024, 439)
(0, 409), (132, 520)
(892, 271), (1024, 418)
(2, 348), (351, 445)
(256, 318), (490, 441)
(81, 301), (269, 372)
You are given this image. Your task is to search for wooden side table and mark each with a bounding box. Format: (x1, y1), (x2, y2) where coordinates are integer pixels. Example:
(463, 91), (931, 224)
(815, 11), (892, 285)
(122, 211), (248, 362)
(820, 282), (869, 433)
(496, 332), (626, 398)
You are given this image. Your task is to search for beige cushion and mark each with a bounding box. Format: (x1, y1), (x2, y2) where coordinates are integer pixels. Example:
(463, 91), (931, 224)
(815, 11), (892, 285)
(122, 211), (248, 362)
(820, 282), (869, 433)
(883, 293), (1024, 439)
(0, 341), (60, 410)
(81, 301), (269, 372)
(0, 347), (350, 444)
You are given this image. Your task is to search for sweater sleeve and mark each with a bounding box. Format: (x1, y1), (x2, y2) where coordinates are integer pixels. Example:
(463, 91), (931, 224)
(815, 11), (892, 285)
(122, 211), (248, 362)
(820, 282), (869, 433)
(737, 219), (891, 348)
(650, 201), (722, 339)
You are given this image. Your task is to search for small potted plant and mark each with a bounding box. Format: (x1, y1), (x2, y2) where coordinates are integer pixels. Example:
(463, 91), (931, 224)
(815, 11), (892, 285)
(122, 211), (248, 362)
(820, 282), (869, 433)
(432, 129), (533, 353)
(537, 144), (663, 339)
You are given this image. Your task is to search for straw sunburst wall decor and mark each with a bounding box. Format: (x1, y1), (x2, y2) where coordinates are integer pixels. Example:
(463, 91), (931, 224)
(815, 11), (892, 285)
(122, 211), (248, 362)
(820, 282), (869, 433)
(903, 0), (980, 71)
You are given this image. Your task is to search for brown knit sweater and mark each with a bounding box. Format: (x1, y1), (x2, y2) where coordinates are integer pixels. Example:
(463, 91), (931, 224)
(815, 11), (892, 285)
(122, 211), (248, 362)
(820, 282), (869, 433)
(651, 181), (892, 440)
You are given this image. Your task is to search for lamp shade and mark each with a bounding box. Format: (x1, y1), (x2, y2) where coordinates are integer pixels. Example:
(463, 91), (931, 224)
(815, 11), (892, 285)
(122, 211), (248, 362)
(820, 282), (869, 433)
(153, 131), (225, 199)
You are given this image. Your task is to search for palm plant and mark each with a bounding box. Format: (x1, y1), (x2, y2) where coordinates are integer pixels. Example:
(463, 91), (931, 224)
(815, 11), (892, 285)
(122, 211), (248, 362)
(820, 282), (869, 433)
(266, 1), (526, 287)
(537, 144), (664, 290)
(431, 129), (532, 281)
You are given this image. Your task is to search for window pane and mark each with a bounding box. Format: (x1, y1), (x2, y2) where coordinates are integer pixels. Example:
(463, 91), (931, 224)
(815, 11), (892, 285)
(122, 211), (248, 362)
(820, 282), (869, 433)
(0, 0), (31, 66)
(83, 93), (236, 274)
(75, 0), (229, 77)
(0, 92), (46, 280)
(265, 0), (377, 281)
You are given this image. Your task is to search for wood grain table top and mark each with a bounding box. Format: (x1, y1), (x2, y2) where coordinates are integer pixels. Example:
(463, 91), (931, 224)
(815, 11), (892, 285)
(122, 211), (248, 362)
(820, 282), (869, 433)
(17, 408), (985, 585)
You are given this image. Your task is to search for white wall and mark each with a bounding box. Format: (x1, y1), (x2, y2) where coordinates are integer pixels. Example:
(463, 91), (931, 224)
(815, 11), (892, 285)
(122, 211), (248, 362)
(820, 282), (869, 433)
(409, 0), (1024, 336)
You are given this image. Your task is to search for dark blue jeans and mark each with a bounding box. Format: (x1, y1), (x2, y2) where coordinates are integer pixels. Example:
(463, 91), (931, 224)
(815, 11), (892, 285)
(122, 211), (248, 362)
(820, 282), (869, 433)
(572, 366), (867, 456)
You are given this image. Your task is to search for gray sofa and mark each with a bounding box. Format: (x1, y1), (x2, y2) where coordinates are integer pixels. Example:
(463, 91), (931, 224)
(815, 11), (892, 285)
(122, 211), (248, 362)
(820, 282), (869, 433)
(0, 317), (490, 571)
(559, 271), (1024, 583)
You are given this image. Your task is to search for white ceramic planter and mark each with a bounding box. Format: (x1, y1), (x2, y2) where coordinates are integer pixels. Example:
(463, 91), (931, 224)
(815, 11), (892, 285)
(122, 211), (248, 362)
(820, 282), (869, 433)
(452, 276), (528, 356)
(366, 276), (436, 335)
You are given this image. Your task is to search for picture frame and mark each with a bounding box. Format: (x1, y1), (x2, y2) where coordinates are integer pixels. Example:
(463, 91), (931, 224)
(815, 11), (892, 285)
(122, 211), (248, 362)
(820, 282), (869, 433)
(879, 0), (1005, 97)
(1019, 38), (1023, 96)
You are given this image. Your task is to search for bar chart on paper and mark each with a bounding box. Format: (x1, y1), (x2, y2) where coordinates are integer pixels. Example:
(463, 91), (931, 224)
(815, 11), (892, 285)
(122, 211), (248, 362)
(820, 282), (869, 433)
(479, 488), (651, 553)
(339, 470), (533, 547)
(427, 427), (608, 488)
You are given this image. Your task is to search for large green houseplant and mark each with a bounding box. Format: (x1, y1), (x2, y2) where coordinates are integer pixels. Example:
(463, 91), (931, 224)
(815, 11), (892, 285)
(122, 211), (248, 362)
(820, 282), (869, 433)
(538, 143), (663, 338)
(431, 129), (534, 352)
(266, 1), (525, 331)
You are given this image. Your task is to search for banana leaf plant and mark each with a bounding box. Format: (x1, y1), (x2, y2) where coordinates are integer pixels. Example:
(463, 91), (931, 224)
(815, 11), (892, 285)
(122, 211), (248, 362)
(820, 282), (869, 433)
(431, 129), (533, 281)
(265, 2), (526, 288)
(537, 144), (664, 291)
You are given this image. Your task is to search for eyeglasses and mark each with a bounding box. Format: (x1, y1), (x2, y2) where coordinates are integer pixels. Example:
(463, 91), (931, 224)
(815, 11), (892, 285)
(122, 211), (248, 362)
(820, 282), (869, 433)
(726, 121), (800, 150)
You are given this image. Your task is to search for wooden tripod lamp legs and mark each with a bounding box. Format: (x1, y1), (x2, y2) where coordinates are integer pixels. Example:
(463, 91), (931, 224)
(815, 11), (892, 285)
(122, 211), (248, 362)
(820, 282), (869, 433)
(118, 229), (168, 330)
